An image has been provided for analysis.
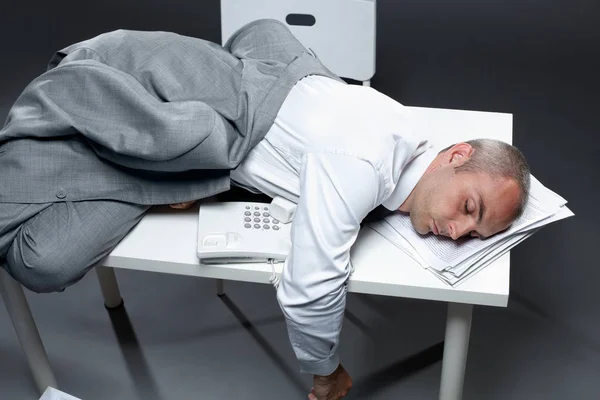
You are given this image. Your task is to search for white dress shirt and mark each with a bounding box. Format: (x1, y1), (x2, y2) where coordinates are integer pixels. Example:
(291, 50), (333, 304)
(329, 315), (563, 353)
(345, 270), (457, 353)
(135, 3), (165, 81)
(230, 75), (438, 375)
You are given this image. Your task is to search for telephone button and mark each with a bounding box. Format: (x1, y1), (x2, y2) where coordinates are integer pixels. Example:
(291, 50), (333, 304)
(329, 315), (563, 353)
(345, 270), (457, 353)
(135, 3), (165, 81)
(226, 232), (241, 248)
(202, 234), (226, 248)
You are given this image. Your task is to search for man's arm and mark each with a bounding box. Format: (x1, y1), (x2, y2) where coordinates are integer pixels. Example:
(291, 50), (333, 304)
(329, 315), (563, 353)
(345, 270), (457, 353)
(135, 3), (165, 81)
(276, 151), (382, 375)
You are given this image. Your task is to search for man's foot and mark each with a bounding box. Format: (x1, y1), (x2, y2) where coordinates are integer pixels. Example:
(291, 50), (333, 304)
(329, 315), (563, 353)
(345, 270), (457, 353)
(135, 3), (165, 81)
(309, 364), (353, 400)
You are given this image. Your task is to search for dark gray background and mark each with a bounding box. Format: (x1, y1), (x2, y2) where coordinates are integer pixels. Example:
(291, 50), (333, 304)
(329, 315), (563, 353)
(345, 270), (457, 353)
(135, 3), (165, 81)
(1, 0), (598, 399)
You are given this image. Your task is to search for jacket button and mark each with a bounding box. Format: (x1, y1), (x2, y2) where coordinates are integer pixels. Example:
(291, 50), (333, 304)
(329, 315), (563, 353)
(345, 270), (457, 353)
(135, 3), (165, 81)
(56, 188), (67, 199)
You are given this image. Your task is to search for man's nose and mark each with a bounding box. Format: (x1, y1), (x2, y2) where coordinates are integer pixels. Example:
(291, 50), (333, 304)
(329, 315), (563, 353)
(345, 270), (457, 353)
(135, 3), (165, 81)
(448, 220), (473, 240)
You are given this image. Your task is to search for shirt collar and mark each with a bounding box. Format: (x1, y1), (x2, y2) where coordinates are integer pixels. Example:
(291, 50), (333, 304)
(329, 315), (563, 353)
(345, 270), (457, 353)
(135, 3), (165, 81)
(382, 144), (439, 211)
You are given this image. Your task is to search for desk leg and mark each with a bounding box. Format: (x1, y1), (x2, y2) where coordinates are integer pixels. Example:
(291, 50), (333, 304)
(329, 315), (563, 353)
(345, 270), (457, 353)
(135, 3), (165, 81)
(0, 268), (57, 394)
(216, 279), (225, 296)
(96, 267), (124, 309)
(439, 302), (473, 400)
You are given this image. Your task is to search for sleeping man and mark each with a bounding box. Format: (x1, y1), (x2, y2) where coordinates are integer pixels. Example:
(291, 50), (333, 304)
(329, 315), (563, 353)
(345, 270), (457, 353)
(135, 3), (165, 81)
(0, 19), (530, 400)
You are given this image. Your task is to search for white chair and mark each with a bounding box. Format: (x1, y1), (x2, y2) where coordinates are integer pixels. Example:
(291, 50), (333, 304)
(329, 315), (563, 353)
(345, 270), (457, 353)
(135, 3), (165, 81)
(221, 0), (377, 86)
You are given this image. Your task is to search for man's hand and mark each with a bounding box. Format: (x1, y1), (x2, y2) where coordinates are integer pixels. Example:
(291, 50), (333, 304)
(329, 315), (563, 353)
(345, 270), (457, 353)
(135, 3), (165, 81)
(169, 201), (197, 209)
(309, 364), (353, 400)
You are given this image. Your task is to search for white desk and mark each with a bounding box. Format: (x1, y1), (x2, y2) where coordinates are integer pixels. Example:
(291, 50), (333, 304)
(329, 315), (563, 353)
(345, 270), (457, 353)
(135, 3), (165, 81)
(103, 204), (509, 307)
(1, 105), (512, 400)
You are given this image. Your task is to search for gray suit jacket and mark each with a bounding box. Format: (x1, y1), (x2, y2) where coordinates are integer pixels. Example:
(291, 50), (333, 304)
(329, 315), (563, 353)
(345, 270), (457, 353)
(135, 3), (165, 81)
(0, 19), (342, 204)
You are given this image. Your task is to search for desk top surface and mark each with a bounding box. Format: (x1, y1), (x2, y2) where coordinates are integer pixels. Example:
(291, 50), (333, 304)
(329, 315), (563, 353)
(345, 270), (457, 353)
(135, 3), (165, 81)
(104, 106), (512, 307)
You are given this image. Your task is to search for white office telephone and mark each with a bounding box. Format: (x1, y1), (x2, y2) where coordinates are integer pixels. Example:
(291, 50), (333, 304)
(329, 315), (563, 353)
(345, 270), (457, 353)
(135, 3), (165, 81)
(196, 198), (296, 265)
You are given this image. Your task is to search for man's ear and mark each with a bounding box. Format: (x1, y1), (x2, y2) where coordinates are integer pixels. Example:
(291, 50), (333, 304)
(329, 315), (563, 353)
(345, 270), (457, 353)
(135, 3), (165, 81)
(446, 143), (474, 167)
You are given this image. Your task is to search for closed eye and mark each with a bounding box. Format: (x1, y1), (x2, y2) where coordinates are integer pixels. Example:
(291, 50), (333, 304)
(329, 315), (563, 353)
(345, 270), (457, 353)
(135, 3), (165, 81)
(464, 199), (472, 214)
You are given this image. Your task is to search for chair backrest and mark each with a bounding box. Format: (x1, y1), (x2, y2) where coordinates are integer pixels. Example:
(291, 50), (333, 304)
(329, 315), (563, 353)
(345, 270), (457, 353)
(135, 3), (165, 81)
(220, 0), (376, 82)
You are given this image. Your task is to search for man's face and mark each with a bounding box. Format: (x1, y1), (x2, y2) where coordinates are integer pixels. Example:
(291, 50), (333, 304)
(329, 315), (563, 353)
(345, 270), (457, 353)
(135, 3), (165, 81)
(401, 143), (521, 240)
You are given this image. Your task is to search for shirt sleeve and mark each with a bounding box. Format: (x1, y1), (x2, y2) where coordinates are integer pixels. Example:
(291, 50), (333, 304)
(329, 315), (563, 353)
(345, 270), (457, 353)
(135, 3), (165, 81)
(276, 151), (383, 375)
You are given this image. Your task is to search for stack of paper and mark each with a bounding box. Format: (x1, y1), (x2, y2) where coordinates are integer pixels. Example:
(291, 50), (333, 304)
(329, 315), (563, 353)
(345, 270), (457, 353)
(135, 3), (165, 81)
(368, 176), (574, 286)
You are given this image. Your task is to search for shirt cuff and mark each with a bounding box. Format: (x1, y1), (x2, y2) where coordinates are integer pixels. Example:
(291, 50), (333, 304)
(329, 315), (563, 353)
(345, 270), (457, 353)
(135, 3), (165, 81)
(299, 352), (340, 376)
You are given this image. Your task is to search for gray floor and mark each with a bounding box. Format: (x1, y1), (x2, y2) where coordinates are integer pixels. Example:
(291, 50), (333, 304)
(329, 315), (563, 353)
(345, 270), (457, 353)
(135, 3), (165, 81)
(1, 269), (599, 400)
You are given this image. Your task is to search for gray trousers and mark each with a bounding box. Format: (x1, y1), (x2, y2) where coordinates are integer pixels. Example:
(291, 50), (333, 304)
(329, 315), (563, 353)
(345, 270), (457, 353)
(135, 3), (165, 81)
(0, 201), (149, 293)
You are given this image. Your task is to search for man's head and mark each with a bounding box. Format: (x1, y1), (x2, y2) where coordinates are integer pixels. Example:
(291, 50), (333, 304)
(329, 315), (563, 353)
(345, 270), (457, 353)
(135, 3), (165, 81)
(399, 139), (530, 240)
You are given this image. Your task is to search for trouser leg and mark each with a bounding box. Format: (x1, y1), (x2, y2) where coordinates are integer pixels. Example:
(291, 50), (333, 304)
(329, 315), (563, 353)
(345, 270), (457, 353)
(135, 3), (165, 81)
(1, 200), (149, 293)
(0, 203), (51, 258)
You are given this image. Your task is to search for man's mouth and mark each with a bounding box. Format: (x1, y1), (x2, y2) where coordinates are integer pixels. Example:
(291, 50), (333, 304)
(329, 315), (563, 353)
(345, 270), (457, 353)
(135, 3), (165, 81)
(431, 220), (439, 235)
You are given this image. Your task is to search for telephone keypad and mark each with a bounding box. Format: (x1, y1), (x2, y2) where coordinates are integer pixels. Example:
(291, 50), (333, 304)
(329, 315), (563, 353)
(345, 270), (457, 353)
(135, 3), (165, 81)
(241, 205), (282, 232)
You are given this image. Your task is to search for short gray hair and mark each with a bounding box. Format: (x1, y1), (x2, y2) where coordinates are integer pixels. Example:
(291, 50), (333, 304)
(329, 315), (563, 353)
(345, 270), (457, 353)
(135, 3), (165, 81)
(441, 139), (531, 220)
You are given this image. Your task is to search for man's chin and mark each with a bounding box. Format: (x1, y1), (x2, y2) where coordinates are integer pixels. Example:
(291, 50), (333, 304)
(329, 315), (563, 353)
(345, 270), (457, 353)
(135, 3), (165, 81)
(409, 216), (428, 235)
(415, 227), (429, 235)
